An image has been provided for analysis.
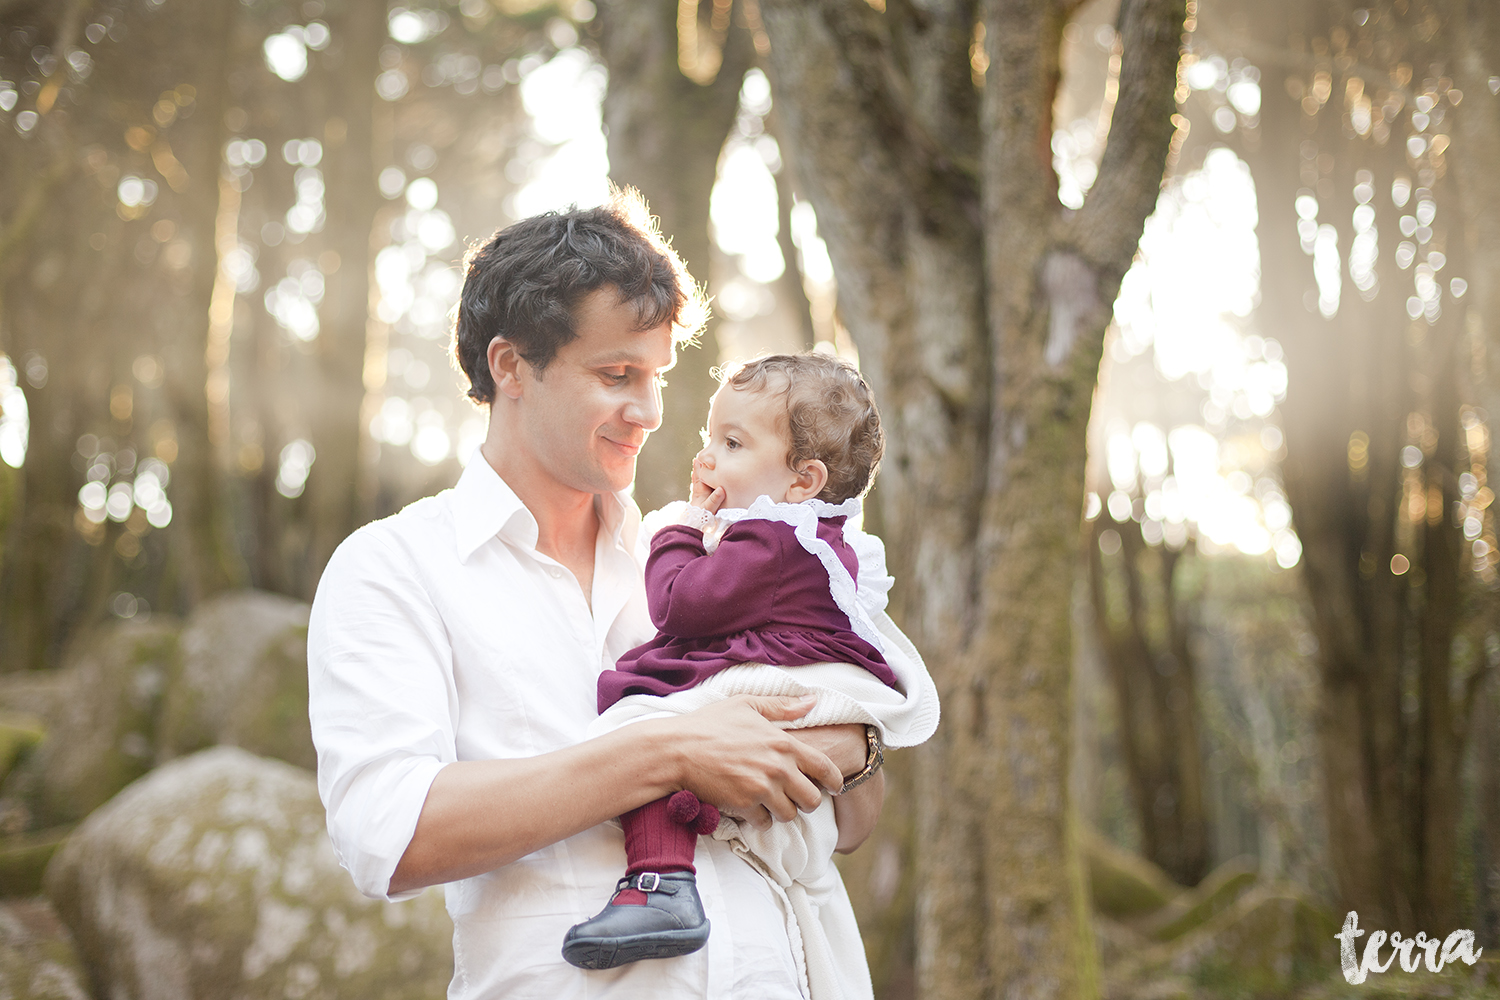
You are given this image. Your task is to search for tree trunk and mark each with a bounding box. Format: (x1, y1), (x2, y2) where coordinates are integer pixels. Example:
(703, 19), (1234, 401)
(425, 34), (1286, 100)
(1219, 0), (1498, 932)
(759, 1), (1185, 996)
(303, 0), (384, 596)
(596, 0), (752, 509)
(1086, 516), (1209, 885)
(0, 0), (241, 668)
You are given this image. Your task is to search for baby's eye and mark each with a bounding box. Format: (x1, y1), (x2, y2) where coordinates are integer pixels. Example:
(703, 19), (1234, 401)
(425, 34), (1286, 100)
(725, 438), (741, 450)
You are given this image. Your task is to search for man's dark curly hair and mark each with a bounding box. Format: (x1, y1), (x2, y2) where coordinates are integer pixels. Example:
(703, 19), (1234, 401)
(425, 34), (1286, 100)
(453, 188), (708, 403)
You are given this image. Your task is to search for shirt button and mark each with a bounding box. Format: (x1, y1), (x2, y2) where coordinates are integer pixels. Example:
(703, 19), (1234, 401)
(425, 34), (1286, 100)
(549, 568), (562, 579)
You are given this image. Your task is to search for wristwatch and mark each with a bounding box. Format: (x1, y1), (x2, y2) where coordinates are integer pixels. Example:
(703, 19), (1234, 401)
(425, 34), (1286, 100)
(838, 724), (884, 794)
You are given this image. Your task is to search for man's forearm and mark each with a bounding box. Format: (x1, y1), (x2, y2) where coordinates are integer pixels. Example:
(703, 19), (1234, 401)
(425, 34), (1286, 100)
(389, 694), (845, 895)
(833, 770), (885, 853)
(390, 723), (682, 894)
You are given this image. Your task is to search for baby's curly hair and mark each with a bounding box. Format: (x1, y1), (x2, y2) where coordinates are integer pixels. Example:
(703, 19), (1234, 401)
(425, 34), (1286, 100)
(723, 353), (884, 504)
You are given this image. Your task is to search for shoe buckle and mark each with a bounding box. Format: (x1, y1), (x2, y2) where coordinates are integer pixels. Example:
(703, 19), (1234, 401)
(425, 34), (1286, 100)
(635, 872), (661, 892)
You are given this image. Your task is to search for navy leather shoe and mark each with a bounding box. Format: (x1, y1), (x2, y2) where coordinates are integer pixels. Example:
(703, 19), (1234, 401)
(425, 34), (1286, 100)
(562, 871), (711, 969)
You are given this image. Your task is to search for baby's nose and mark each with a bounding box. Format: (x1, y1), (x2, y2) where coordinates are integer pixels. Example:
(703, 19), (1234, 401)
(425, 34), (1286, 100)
(694, 448), (713, 468)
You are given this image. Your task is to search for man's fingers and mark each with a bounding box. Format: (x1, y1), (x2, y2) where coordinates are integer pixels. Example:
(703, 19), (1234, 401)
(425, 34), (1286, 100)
(745, 693), (816, 723)
(790, 740), (843, 797)
(782, 765), (827, 813)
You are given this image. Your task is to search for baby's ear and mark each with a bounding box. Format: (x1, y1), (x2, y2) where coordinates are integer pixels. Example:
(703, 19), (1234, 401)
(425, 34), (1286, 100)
(787, 459), (829, 502)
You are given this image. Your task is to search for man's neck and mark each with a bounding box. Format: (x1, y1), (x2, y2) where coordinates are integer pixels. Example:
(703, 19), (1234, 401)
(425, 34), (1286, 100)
(481, 438), (598, 549)
(478, 435), (602, 613)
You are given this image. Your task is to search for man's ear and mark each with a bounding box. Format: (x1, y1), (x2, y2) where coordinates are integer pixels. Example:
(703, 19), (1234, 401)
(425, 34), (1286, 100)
(488, 337), (526, 400)
(786, 459), (829, 503)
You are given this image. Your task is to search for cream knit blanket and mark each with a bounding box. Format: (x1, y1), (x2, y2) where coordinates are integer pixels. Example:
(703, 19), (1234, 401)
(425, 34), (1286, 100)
(588, 609), (938, 1000)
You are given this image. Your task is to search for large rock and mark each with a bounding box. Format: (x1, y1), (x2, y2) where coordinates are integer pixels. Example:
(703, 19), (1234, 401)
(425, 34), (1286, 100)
(1103, 884), (1339, 1000)
(0, 715), (46, 788)
(1, 621), (178, 830)
(158, 591), (315, 770)
(0, 898), (91, 1000)
(45, 747), (452, 1000)
(1163, 885), (1338, 989)
(0, 591), (316, 840)
(1084, 829), (1183, 920)
(1141, 856), (1258, 941)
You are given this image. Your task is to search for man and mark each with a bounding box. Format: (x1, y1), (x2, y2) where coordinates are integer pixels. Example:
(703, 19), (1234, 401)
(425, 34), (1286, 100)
(308, 190), (884, 999)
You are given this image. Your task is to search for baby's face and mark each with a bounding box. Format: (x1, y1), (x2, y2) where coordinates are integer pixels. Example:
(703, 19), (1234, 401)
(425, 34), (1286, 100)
(694, 386), (800, 509)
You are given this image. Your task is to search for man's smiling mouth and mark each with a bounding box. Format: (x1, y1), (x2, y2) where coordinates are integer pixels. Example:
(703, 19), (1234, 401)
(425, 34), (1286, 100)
(605, 437), (643, 456)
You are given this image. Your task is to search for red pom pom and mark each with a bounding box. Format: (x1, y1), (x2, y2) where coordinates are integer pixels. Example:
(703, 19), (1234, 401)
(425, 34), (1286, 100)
(691, 802), (721, 836)
(666, 790), (701, 825)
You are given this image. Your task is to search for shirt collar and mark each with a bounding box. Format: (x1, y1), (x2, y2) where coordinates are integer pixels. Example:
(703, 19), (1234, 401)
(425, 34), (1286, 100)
(452, 457), (641, 563)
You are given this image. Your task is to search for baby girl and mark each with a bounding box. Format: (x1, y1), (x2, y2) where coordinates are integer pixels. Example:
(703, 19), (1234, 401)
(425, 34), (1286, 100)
(562, 353), (937, 990)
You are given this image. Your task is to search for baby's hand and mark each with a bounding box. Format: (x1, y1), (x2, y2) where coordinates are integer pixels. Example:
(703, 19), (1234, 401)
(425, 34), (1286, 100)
(689, 466), (725, 513)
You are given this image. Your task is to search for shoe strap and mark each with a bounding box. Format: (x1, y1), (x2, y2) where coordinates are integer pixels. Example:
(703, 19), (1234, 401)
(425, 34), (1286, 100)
(617, 872), (678, 895)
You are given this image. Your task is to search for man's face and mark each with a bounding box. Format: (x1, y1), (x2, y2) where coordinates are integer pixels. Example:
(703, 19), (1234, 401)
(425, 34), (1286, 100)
(513, 286), (675, 496)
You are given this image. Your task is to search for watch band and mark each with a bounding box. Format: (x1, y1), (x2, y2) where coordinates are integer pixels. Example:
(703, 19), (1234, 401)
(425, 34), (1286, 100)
(838, 724), (884, 794)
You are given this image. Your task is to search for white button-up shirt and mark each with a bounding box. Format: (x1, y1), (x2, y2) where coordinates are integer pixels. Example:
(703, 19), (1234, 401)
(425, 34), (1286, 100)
(308, 457), (805, 999)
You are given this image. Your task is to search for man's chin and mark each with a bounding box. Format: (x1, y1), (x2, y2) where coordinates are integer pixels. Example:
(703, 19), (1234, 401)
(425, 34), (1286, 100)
(598, 458), (638, 495)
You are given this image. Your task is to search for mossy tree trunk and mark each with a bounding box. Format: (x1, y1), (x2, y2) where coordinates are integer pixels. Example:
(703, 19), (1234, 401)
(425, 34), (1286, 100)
(595, 0), (752, 509)
(759, 0), (1186, 996)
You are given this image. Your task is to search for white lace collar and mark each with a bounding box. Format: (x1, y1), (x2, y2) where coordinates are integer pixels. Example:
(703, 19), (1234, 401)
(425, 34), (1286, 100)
(710, 495), (891, 654)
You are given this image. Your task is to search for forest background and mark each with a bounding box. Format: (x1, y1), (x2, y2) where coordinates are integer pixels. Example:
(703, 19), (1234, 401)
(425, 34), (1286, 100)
(0, 0), (1497, 998)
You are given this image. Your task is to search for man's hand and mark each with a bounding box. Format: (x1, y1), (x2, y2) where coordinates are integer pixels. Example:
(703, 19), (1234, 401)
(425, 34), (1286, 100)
(654, 694), (843, 831)
(791, 723), (885, 852)
(788, 722), (867, 775)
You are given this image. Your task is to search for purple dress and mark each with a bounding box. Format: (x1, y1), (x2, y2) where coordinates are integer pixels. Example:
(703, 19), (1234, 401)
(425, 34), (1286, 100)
(598, 515), (897, 712)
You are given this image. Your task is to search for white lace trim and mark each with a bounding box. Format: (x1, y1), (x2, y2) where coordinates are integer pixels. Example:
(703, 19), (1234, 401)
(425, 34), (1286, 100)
(711, 495), (889, 655)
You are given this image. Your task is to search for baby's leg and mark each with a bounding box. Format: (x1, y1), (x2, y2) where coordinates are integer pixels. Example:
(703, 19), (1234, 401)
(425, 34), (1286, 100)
(561, 791), (719, 969)
(616, 791), (721, 902)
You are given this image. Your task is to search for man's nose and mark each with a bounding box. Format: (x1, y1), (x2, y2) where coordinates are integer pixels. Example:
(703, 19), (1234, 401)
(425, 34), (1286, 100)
(625, 378), (663, 431)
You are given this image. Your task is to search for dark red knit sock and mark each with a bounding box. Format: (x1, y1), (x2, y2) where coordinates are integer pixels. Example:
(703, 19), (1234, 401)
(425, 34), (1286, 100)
(613, 796), (698, 905)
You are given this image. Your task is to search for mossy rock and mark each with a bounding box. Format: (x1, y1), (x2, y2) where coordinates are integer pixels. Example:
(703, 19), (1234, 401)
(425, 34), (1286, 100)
(1175, 886), (1341, 991)
(0, 828), (71, 899)
(0, 897), (91, 999)
(0, 716), (46, 788)
(1105, 884), (1340, 999)
(158, 591), (315, 771)
(1085, 830), (1184, 920)
(1295, 956), (1500, 999)
(1142, 855), (1259, 941)
(0, 675), (73, 734)
(1095, 914), (1154, 970)
(45, 746), (452, 1000)
(2, 620), (179, 830)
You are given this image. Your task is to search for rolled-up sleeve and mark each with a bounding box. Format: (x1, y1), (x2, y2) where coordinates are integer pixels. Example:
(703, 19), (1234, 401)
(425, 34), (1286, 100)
(308, 526), (456, 901)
